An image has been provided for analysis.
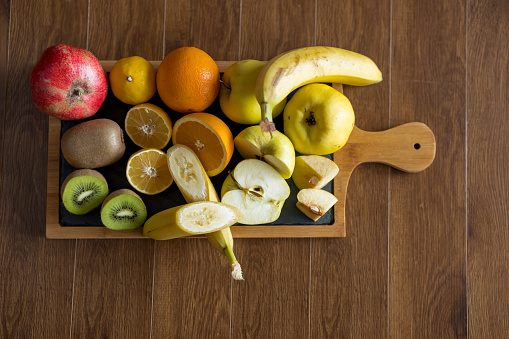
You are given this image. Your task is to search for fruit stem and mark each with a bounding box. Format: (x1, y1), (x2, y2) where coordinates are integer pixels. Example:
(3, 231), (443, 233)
(259, 103), (276, 138)
(223, 245), (244, 280)
(219, 79), (231, 90)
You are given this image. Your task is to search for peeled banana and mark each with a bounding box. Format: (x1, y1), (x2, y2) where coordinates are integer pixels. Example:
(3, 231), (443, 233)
(167, 144), (218, 203)
(255, 46), (382, 133)
(166, 144), (244, 280)
(142, 201), (241, 239)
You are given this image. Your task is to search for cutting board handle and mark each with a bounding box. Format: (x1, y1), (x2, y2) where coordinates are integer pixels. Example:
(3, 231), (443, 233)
(335, 122), (436, 173)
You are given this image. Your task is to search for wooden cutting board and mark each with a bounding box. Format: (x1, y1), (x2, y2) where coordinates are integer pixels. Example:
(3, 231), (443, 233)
(45, 61), (436, 239)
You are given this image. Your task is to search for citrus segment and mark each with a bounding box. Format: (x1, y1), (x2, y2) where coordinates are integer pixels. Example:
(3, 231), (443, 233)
(172, 113), (234, 177)
(109, 56), (156, 105)
(125, 103), (172, 149)
(126, 148), (173, 195)
(156, 47), (220, 113)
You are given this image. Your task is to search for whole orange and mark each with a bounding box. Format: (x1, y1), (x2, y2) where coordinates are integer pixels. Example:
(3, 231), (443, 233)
(157, 47), (220, 113)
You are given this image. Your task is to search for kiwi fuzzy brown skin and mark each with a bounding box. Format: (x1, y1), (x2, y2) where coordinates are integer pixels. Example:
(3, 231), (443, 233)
(61, 118), (125, 169)
(60, 169), (108, 199)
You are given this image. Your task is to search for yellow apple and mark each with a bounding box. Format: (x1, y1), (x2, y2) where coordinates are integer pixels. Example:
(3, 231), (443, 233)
(283, 83), (355, 155)
(234, 125), (295, 179)
(221, 159), (290, 225)
(220, 60), (286, 125)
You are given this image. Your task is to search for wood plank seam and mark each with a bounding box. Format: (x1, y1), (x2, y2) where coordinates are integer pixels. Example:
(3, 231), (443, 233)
(0, 0), (11, 213)
(388, 1), (393, 338)
(464, 1), (469, 337)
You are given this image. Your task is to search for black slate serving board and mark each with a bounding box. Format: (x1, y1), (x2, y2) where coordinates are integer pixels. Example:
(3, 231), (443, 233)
(58, 85), (334, 227)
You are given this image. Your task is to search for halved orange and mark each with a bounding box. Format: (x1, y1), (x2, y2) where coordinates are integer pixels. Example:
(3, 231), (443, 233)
(125, 103), (172, 149)
(126, 148), (173, 195)
(172, 113), (234, 177)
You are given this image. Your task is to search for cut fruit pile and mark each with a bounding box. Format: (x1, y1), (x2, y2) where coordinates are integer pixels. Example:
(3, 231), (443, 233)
(162, 144), (243, 280)
(46, 44), (384, 281)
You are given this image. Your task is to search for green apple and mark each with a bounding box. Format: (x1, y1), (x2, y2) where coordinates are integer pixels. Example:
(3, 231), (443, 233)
(221, 159), (290, 225)
(292, 155), (339, 190)
(220, 60), (286, 125)
(234, 125), (295, 179)
(283, 83), (355, 155)
(296, 188), (338, 222)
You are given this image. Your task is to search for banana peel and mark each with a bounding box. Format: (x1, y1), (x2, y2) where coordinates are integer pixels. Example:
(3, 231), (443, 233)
(166, 144), (244, 280)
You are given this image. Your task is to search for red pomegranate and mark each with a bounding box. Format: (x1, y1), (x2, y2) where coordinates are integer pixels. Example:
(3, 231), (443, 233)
(30, 44), (108, 120)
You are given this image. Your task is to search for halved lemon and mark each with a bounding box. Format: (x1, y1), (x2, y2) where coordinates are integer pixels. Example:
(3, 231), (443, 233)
(172, 113), (234, 177)
(126, 148), (173, 195)
(125, 103), (172, 149)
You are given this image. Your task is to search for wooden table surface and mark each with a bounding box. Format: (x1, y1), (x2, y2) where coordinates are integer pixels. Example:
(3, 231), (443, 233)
(1, 0), (507, 338)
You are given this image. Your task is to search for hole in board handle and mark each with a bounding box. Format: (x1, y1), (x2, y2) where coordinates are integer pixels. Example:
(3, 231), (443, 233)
(414, 143), (421, 150)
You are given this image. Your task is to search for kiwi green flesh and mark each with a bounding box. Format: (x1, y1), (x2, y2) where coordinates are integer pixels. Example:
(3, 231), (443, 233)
(101, 194), (147, 230)
(62, 175), (108, 215)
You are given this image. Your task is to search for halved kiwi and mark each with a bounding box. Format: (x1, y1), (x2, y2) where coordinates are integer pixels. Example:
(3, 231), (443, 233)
(61, 169), (109, 215)
(100, 189), (147, 230)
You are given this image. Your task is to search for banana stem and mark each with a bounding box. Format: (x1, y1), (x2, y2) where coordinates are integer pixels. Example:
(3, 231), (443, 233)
(224, 245), (244, 280)
(259, 103), (276, 138)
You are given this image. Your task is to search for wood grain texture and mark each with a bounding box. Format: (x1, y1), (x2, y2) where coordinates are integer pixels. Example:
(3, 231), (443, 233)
(233, 238), (311, 338)
(0, 0), (88, 337)
(240, 0), (316, 60)
(71, 240), (154, 338)
(312, 0), (391, 337)
(390, 0), (467, 337)
(232, 1), (315, 337)
(5, 0), (509, 337)
(69, 1), (164, 337)
(150, 1), (241, 338)
(0, 0), (8, 179)
(164, 0), (240, 61)
(152, 239), (232, 338)
(467, 0), (509, 337)
(88, 0), (165, 60)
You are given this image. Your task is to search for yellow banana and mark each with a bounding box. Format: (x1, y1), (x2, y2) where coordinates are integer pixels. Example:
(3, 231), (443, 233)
(166, 144), (244, 280)
(205, 228), (243, 280)
(143, 201), (241, 240)
(255, 46), (382, 134)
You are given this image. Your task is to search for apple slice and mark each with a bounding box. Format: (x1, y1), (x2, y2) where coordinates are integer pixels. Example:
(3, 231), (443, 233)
(221, 159), (290, 225)
(292, 155), (339, 190)
(296, 188), (338, 222)
(234, 125), (295, 179)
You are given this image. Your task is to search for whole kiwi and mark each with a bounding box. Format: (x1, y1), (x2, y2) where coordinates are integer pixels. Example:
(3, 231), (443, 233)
(61, 119), (125, 168)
